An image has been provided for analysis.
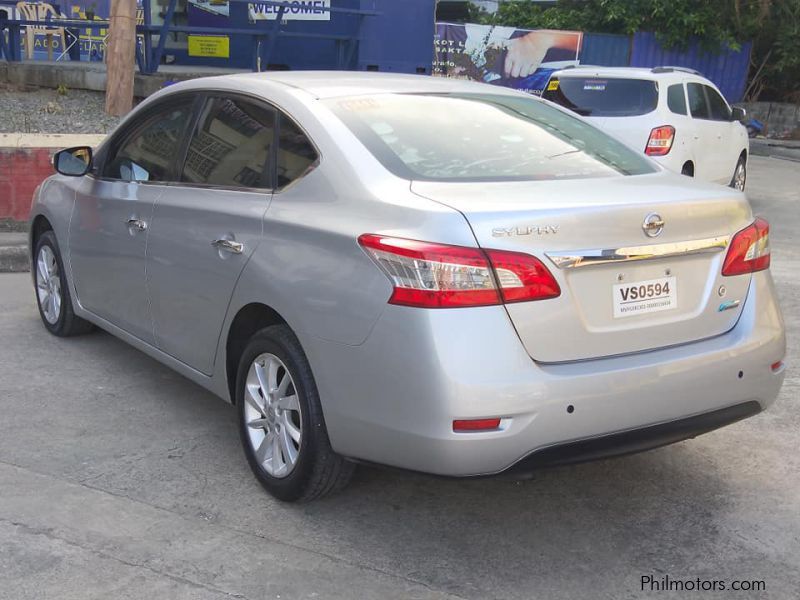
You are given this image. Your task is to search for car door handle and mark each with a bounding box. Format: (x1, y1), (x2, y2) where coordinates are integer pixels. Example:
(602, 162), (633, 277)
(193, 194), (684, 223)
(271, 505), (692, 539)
(126, 217), (147, 232)
(211, 238), (244, 254)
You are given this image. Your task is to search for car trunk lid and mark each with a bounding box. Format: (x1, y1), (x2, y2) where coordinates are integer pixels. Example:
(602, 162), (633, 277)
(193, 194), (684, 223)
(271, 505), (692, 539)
(411, 173), (753, 362)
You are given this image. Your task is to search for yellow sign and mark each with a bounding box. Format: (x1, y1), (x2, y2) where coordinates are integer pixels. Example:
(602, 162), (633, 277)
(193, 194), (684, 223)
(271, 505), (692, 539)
(547, 79), (560, 91)
(188, 35), (230, 58)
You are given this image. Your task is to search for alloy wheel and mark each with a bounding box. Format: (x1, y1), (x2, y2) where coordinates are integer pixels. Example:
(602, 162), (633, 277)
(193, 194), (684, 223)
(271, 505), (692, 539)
(733, 162), (746, 191)
(243, 353), (303, 478)
(36, 245), (62, 324)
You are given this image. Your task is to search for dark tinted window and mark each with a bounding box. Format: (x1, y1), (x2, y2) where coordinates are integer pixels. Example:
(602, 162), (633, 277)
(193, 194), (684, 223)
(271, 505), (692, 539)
(327, 93), (656, 182)
(103, 103), (192, 182)
(542, 77), (658, 117)
(181, 97), (275, 189)
(276, 114), (318, 188)
(687, 83), (710, 119)
(705, 86), (731, 121)
(667, 84), (687, 115)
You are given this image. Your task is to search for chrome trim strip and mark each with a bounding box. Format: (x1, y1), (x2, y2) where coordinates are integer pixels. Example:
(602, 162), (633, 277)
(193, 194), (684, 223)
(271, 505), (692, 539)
(546, 236), (729, 269)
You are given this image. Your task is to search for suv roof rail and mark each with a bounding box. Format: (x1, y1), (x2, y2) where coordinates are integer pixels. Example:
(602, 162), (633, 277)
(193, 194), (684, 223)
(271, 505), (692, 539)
(651, 66), (704, 76)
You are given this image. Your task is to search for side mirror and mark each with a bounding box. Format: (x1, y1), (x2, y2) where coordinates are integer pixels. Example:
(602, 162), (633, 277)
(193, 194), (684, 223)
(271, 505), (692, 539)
(731, 106), (747, 123)
(53, 146), (93, 176)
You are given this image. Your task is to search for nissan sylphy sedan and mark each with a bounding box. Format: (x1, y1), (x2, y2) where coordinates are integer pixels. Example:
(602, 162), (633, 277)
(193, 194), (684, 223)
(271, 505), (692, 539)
(29, 72), (785, 502)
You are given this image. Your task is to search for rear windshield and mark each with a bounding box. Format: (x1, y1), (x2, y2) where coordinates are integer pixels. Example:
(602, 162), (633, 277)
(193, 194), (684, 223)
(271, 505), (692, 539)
(325, 93), (655, 182)
(542, 77), (659, 117)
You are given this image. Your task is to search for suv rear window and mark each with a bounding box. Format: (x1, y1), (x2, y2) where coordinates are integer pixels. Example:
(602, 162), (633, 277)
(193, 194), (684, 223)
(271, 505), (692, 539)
(326, 93), (655, 182)
(542, 77), (659, 117)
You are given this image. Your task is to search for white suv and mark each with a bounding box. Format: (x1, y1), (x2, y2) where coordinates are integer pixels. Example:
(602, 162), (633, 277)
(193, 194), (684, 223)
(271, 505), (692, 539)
(543, 66), (749, 190)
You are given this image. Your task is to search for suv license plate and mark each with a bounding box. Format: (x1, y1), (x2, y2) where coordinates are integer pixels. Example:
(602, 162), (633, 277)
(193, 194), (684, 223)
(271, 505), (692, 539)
(613, 276), (677, 319)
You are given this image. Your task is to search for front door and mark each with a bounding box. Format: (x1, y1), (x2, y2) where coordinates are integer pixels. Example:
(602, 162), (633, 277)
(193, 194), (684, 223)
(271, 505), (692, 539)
(147, 95), (275, 375)
(69, 101), (194, 343)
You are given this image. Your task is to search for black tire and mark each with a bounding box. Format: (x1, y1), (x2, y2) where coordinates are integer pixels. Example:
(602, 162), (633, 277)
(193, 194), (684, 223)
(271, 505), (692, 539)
(681, 162), (694, 177)
(33, 231), (94, 337)
(236, 325), (354, 502)
(730, 156), (747, 191)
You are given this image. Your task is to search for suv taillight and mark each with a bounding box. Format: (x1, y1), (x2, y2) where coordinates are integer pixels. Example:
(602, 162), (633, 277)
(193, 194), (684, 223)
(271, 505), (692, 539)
(722, 218), (770, 276)
(645, 125), (675, 156)
(358, 234), (560, 308)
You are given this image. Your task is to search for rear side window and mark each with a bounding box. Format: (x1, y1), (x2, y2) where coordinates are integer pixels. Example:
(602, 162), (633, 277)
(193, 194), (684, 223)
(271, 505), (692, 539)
(181, 96), (275, 189)
(687, 83), (710, 119)
(276, 114), (318, 188)
(327, 93), (656, 182)
(667, 84), (687, 115)
(103, 103), (193, 182)
(705, 86), (731, 121)
(542, 77), (658, 117)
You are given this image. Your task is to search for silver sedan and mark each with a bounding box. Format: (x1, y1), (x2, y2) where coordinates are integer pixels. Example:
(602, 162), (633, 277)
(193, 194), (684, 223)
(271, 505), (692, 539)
(29, 72), (786, 502)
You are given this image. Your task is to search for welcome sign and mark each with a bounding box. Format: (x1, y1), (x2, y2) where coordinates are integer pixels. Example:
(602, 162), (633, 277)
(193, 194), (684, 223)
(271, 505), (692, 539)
(248, 0), (331, 22)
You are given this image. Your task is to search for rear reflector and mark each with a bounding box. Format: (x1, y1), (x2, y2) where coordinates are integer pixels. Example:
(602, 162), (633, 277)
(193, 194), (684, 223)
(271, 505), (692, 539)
(771, 361), (784, 372)
(645, 125), (675, 156)
(453, 418), (501, 432)
(358, 234), (560, 308)
(722, 218), (770, 276)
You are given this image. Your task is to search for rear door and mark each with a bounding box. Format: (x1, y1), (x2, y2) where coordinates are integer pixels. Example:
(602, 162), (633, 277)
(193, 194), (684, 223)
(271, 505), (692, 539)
(687, 82), (728, 183)
(704, 84), (741, 182)
(146, 94), (276, 375)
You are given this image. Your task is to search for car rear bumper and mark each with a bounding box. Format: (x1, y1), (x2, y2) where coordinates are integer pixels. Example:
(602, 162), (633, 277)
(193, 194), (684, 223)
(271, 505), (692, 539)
(504, 400), (761, 475)
(303, 270), (785, 476)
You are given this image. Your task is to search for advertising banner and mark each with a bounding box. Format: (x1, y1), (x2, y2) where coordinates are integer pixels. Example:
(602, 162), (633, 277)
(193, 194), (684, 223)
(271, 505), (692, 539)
(434, 22), (583, 95)
(248, 0), (331, 22)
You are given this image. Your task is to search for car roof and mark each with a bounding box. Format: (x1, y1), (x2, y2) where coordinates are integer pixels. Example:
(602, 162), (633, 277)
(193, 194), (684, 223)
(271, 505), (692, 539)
(221, 70), (527, 99)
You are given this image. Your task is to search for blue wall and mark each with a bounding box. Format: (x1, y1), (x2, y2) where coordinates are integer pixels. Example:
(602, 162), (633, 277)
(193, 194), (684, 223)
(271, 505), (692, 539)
(578, 32), (629, 67)
(630, 32), (752, 102)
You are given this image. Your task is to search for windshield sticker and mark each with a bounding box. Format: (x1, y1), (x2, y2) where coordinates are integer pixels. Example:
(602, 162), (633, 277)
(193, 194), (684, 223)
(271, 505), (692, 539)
(547, 79), (560, 91)
(583, 80), (607, 91)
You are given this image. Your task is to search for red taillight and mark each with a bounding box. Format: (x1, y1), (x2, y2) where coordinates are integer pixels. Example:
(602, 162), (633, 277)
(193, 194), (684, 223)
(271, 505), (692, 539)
(485, 249), (561, 303)
(453, 418), (501, 432)
(722, 218), (770, 276)
(645, 125), (675, 156)
(358, 235), (560, 308)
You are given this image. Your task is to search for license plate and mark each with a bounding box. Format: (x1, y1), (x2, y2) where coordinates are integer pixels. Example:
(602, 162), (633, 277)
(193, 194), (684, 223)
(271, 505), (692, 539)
(613, 276), (677, 319)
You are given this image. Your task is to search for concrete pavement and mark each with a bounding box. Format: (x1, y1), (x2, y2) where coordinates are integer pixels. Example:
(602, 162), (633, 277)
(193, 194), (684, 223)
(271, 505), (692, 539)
(0, 156), (798, 599)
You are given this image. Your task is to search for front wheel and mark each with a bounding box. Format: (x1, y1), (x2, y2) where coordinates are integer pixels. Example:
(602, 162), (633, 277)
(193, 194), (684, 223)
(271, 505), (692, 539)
(730, 157), (747, 191)
(33, 231), (94, 337)
(236, 325), (354, 502)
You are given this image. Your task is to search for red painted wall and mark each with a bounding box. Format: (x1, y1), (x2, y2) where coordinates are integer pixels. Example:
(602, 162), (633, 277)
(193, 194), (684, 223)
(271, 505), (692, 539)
(0, 148), (55, 222)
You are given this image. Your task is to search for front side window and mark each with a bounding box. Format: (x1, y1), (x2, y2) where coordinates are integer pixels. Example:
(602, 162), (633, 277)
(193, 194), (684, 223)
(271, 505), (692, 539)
(276, 114), (318, 188)
(667, 84), (687, 115)
(327, 93), (656, 182)
(705, 86), (731, 121)
(542, 77), (659, 117)
(103, 102), (192, 182)
(687, 83), (710, 119)
(181, 96), (276, 189)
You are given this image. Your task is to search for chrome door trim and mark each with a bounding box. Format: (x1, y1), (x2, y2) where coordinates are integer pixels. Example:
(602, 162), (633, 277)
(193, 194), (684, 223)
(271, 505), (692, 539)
(546, 235), (729, 269)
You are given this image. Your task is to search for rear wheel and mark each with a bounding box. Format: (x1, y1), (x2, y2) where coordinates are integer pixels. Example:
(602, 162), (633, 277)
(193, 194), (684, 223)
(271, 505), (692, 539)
(33, 231), (94, 337)
(681, 162), (694, 177)
(730, 157), (747, 191)
(236, 325), (354, 502)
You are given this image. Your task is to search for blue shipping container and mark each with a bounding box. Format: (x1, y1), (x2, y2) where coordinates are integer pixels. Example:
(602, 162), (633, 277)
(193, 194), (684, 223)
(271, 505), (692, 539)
(630, 32), (752, 102)
(578, 32), (629, 67)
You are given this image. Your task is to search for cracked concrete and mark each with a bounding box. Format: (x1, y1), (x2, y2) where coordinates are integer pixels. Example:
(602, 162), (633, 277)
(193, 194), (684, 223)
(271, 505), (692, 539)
(1, 156), (798, 599)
